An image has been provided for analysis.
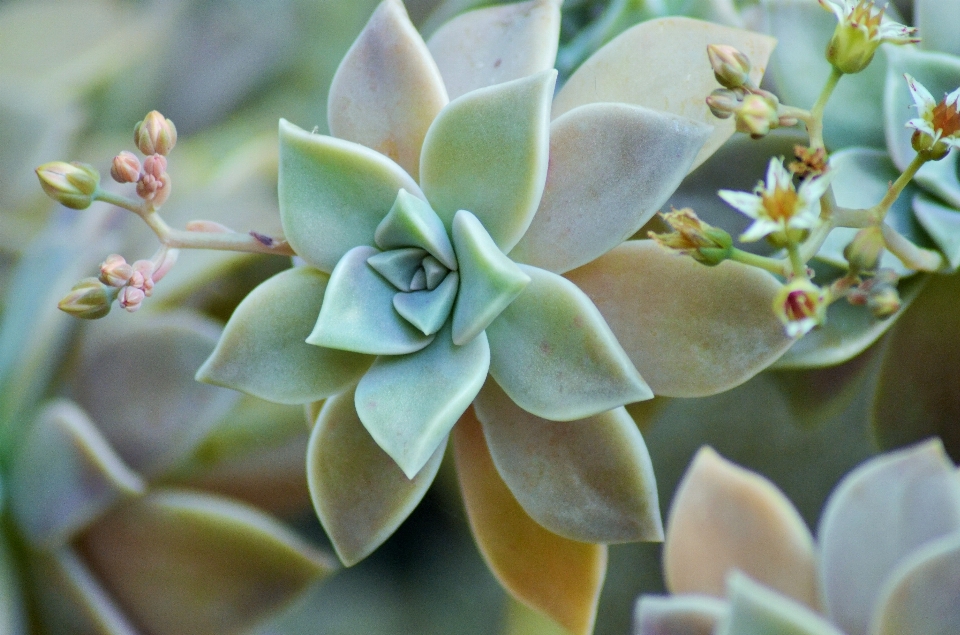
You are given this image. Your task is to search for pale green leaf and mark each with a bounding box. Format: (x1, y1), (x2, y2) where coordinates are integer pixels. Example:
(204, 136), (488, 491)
(196, 267), (374, 404)
(913, 193), (960, 271)
(509, 103), (711, 274)
(486, 263), (651, 421)
(552, 17), (776, 171)
(278, 119), (422, 272)
(818, 439), (960, 635)
(474, 378), (662, 543)
(916, 0), (960, 57)
(426, 0), (561, 100)
(454, 409), (607, 635)
(367, 248), (429, 291)
(307, 387), (445, 565)
(634, 595), (728, 635)
(374, 188), (457, 270)
(393, 271), (459, 335)
(420, 70), (556, 252)
(716, 573), (843, 635)
(355, 320), (489, 478)
(566, 241), (791, 397)
(663, 447), (819, 608)
(327, 0), (447, 180)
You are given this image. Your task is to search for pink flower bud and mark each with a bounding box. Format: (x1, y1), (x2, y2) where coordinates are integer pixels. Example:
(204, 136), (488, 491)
(142, 154), (167, 179)
(99, 254), (134, 287)
(118, 286), (146, 312)
(134, 111), (177, 156)
(131, 260), (156, 296)
(135, 173), (172, 206)
(110, 151), (142, 183)
(707, 44), (752, 89)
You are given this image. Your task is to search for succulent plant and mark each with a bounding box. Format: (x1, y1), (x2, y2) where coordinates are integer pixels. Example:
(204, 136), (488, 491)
(635, 439), (960, 635)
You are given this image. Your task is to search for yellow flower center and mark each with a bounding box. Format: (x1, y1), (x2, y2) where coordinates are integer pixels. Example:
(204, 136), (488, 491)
(932, 99), (960, 139)
(760, 185), (800, 223)
(849, 1), (884, 39)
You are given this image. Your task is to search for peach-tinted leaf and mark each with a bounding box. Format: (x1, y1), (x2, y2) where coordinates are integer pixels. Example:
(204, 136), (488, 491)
(634, 594), (727, 635)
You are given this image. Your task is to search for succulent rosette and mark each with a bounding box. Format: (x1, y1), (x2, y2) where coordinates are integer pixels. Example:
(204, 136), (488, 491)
(634, 439), (960, 635)
(197, 0), (792, 629)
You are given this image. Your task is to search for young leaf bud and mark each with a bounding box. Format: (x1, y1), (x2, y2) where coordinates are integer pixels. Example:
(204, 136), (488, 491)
(35, 161), (100, 209)
(134, 111), (177, 156)
(58, 277), (112, 319)
(707, 44), (752, 89)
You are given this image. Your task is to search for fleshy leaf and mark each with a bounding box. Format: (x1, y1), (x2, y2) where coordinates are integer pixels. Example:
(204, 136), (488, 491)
(873, 272), (960, 459)
(420, 70), (555, 252)
(634, 595), (728, 635)
(716, 572), (844, 635)
(916, 0), (960, 57)
(451, 210), (530, 345)
(327, 0), (448, 180)
(307, 387), (445, 565)
(8, 400), (144, 549)
(355, 320), (489, 478)
(426, 0), (560, 100)
(367, 247), (428, 291)
(913, 194), (960, 271)
(474, 378), (661, 543)
(884, 46), (960, 208)
(80, 489), (337, 635)
(196, 267), (374, 404)
(374, 189), (457, 270)
(486, 263), (651, 421)
(552, 17), (776, 171)
(509, 103), (711, 274)
(872, 532), (960, 635)
(393, 271), (459, 336)
(454, 408), (607, 635)
(818, 439), (960, 635)
(307, 245), (435, 355)
(278, 119), (423, 272)
(664, 447), (819, 607)
(71, 313), (238, 479)
(566, 241), (791, 397)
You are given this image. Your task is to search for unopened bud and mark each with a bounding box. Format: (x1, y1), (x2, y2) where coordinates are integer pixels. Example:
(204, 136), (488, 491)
(58, 277), (112, 319)
(99, 254), (134, 287)
(118, 286), (146, 312)
(110, 152), (141, 183)
(843, 226), (884, 272)
(868, 285), (901, 319)
(134, 111), (177, 156)
(142, 154), (167, 179)
(136, 173), (172, 206)
(130, 260), (156, 296)
(706, 88), (742, 119)
(707, 44), (752, 89)
(35, 161), (100, 209)
(650, 208), (733, 266)
(736, 93), (779, 138)
(911, 129), (951, 161)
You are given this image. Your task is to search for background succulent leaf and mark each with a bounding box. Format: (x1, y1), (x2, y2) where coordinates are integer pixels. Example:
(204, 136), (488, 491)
(196, 266), (374, 403)
(307, 387), (445, 565)
(486, 263), (651, 420)
(453, 408), (607, 635)
(871, 531), (960, 635)
(80, 489), (336, 635)
(717, 572), (843, 635)
(913, 194), (960, 271)
(663, 447), (820, 608)
(509, 103), (711, 274)
(419, 70), (555, 252)
(426, 0), (560, 101)
(566, 241), (791, 397)
(474, 378), (662, 543)
(0, 532), (26, 635)
(872, 271), (960, 461)
(307, 245), (435, 355)
(8, 399), (144, 549)
(278, 119), (423, 272)
(355, 321), (489, 479)
(552, 17), (776, 171)
(70, 312), (239, 480)
(916, 0), (960, 57)
(633, 594), (727, 635)
(758, 0), (888, 149)
(817, 439), (960, 635)
(327, 0), (448, 181)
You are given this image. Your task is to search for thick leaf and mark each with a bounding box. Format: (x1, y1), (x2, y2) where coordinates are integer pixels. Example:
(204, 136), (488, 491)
(913, 193), (960, 271)
(355, 321), (489, 478)
(393, 271), (459, 335)
(307, 245), (435, 355)
(663, 447), (819, 607)
(71, 313), (239, 480)
(420, 70), (555, 252)
(327, 0), (447, 180)
(474, 378), (662, 543)
(307, 387), (445, 565)
(716, 573), (844, 635)
(451, 210), (530, 345)
(278, 119), (422, 272)
(872, 532), (960, 635)
(426, 0), (560, 100)
(374, 189), (457, 269)
(759, 0), (888, 148)
(486, 264), (651, 421)
(884, 46), (960, 208)
(566, 241), (791, 397)
(8, 400), (144, 549)
(916, 0), (960, 57)
(454, 409), (607, 635)
(818, 439), (960, 635)
(872, 271), (960, 460)
(367, 248), (429, 291)
(196, 267), (374, 404)
(80, 489), (337, 635)
(509, 103), (711, 274)
(552, 17), (776, 171)
(634, 595), (728, 635)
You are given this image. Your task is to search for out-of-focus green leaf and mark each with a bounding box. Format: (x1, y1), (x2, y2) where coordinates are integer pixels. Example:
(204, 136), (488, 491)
(716, 572), (843, 635)
(634, 595), (728, 635)
(913, 194), (960, 271)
